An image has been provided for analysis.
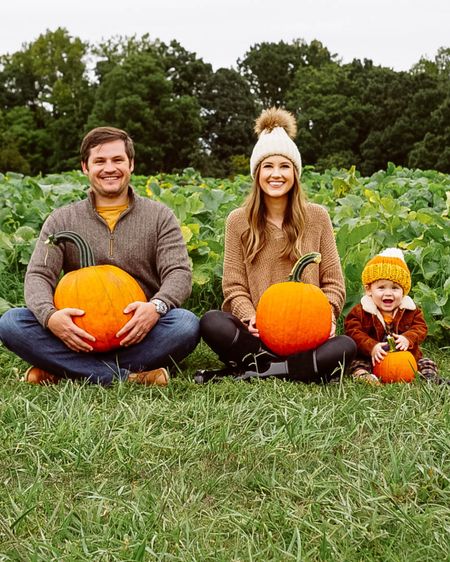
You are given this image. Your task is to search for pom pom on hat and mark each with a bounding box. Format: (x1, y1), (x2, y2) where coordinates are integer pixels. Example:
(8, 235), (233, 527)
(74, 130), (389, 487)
(250, 107), (302, 178)
(362, 248), (411, 295)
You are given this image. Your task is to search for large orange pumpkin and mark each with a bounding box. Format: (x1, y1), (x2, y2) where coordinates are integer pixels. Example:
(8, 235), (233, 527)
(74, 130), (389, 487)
(255, 252), (332, 356)
(48, 231), (146, 352)
(373, 336), (417, 383)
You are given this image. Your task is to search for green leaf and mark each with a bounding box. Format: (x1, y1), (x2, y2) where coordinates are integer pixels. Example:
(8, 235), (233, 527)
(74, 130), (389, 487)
(346, 222), (379, 246)
(0, 297), (12, 314)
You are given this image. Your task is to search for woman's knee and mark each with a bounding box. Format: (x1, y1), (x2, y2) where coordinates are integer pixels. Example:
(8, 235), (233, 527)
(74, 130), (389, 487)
(199, 310), (239, 344)
(199, 310), (223, 333)
(337, 335), (357, 361)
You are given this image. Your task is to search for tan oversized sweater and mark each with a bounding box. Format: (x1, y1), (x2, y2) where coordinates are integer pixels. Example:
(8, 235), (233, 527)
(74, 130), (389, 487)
(222, 204), (345, 322)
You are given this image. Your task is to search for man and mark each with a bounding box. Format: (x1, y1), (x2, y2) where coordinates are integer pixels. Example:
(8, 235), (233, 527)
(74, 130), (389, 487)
(0, 127), (200, 386)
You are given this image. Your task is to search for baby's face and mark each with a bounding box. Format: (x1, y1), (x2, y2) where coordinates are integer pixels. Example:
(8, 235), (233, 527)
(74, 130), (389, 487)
(365, 279), (404, 313)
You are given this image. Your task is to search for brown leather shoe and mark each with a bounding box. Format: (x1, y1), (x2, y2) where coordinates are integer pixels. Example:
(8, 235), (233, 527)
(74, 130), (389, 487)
(128, 368), (169, 387)
(24, 366), (60, 385)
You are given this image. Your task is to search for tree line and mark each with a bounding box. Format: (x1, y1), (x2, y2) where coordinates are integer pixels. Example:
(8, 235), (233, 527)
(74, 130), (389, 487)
(0, 28), (449, 177)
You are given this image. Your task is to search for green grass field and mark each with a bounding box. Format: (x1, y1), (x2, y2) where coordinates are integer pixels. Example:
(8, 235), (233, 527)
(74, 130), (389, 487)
(0, 342), (449, 561)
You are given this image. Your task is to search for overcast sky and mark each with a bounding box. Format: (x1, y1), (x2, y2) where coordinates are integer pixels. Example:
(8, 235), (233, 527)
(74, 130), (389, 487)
(2, 0), (449, 71)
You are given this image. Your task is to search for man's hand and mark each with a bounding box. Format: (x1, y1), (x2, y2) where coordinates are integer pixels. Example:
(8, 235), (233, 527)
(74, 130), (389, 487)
(47, 308), (96, 352)
(117, 301), (160, 347)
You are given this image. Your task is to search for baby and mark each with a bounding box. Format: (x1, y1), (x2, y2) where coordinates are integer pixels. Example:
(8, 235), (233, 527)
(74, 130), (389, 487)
(344, 248), (441, 384)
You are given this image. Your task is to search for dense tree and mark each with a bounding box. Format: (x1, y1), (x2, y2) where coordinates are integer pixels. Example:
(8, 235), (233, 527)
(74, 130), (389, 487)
(359, 67), (447, 173)
(0, 31), (449, 175)
(0, 28), (92, 173)
(157, 39), (213, 98)
(239, 39), (336, 107)
(88, 50), (202, 173)
(408, 48), (450, 171)
(408, 95), (450, 171)
(286, 61), (368, 170)
(199, 68), (257, 176)
(0, 107), (49, 173)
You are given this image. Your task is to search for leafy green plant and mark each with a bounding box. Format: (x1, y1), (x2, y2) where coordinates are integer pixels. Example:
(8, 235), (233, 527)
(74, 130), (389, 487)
(0, 165), (448, 342)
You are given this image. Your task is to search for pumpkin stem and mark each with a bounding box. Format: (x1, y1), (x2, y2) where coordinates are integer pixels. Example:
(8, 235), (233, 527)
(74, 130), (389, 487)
(46, 231), (96, 268)
(386, 335), (396, 353)
(288, 252), (321, 282)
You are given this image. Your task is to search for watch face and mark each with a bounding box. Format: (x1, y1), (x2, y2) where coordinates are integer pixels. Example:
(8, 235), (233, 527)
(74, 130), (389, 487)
(153, 299), (168, 315)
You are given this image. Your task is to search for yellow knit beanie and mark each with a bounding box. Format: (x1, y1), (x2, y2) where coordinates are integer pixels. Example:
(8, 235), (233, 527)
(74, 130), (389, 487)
(362, 248), (411, 295)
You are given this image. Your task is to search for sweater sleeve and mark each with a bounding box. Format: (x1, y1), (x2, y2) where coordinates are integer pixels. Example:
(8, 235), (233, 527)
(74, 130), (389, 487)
(316, 207), (346, 320)
(402, 308), (428, 349)
(150, 207), (192, 309)
(24, 212), (64, 327)
(344, 305), (379, 358)
(222, 210), (256, 322)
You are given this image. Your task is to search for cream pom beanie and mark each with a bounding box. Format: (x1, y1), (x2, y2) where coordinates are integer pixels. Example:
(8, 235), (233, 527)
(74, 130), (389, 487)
(250, 107), (302, 178)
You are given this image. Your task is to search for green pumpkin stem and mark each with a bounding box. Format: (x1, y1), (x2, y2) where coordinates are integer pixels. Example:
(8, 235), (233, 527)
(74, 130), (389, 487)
(46, 231), (96, 268)
(386, 335), (396, 353)
(288, 252), (322, 282)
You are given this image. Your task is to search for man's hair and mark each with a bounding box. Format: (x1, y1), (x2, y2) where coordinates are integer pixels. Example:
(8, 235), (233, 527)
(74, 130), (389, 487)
(80, 126), (135, 164)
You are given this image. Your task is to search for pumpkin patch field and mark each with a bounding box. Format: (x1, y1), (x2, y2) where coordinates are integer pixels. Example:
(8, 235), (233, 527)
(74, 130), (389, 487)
(0, 165), (449, 560)
(0, 163), (448, 342)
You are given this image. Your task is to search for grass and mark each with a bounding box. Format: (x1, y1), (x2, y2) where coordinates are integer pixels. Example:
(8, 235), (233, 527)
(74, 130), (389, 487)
(0, 342), (449, 561)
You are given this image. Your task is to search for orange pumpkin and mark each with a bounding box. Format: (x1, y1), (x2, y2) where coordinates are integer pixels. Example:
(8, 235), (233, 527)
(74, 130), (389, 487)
(48, 231), (146, 352)
(373, 336), (417, 383)
(255, 252), (332, 356)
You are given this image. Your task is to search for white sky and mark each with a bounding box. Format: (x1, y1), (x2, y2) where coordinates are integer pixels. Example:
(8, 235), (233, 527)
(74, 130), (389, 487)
(2, 0), (449, 71)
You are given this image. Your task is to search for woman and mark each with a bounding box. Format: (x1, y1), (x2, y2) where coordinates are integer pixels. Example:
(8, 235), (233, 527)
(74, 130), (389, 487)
(196, 107), (356, 383)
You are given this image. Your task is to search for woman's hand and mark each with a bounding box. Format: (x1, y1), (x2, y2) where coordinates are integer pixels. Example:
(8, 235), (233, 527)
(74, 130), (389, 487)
(329, 312), (336, 338)
(247, 315), (260, 337)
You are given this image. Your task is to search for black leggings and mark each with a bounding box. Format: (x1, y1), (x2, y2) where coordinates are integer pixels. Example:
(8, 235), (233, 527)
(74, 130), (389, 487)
(200, 310), (357, 383)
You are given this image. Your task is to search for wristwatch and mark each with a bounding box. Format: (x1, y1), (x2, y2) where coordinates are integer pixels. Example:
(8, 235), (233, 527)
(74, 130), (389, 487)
(150, 298), (168, 316)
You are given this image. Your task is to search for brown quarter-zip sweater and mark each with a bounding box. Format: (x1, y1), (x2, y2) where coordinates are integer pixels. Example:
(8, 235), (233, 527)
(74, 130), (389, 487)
(25, 187), (192, 327)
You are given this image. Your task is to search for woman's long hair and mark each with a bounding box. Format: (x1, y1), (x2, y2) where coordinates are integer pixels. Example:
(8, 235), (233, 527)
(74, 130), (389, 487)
(243, 164), (307, 263)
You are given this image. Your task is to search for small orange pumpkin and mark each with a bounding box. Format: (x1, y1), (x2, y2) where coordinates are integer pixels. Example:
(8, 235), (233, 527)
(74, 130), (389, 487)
(48, 231), (146, 352)
(373, 336), (417, 383)
(255, 252), (332, 356)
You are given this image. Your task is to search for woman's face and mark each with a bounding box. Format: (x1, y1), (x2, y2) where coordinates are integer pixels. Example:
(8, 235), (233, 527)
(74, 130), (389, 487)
(258, 155), (295, 200)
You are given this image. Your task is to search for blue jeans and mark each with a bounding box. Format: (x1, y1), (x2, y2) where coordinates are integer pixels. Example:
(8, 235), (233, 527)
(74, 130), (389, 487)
(0, 307), (200, 386)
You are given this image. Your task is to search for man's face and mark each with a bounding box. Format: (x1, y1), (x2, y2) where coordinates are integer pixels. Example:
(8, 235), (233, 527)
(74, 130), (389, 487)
(81, 140), (134, 203)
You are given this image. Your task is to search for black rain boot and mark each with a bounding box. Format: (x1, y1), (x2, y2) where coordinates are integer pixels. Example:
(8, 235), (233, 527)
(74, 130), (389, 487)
(194, 364), (243, 384)
(235, 359), (290, 381)
(194, 328), (280, 384)
(237, 349), (320, 383)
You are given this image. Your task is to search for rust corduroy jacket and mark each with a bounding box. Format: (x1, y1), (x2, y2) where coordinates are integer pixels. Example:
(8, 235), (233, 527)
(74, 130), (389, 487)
(344, 295), (428, 361)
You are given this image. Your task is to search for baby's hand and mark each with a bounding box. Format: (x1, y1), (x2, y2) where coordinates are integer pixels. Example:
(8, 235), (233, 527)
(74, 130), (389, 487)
(393, 333), (410, 351)
(371, 342), (388, 365)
